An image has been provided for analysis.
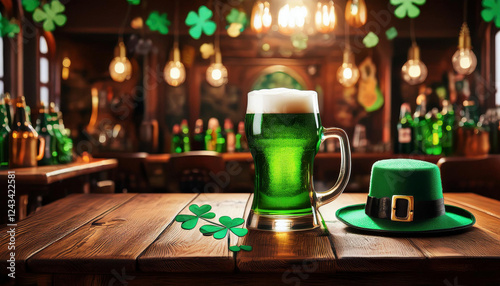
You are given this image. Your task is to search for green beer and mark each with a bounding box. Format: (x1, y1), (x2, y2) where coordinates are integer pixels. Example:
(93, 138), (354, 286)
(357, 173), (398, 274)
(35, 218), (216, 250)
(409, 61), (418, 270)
(246, 88), (351, 231)
(245, 113), (321, 215)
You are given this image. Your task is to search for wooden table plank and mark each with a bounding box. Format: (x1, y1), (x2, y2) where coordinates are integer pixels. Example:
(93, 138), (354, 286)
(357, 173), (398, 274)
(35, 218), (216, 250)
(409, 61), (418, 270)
(319, 193), (426, 272)
(0, 159), (118, 185)
(236, 194), (336, 273)
(139, 193), (251, 272)
(28, 194), (196, 274)
(445, 193), (500, 219)
(0, 194), (136, 272)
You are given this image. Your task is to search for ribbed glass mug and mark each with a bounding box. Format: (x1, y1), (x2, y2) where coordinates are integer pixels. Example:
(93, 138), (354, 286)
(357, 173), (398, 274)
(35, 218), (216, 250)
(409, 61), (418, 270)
(245, 88), (351, 231)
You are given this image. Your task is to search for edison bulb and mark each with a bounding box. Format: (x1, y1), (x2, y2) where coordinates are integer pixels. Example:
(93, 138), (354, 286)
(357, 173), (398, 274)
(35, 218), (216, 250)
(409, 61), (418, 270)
(401, 60), (428, 85)
(345, 0), (367, 28)
(109, 57), (132, 82)
(164, 60), (186, 87)
(251, 1), (272, 34)
(206, 63), (228, 87)
(452, 48), (477, 75)
(278, 1), (309, 35)
(337, 63), (360, 87)
(315, 0), (336, 33)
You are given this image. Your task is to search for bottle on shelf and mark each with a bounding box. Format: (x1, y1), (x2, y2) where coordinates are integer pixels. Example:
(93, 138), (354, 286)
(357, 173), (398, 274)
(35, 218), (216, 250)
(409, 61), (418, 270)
(441, 100), (455, 156)
(171, 124), (183, 153)
(456, 99), (490, 156)
(413, 94), (428, 154)
(9, 96), (45, 168)
(3, 93), (13, 128)
(235, 121), (248, 152)
(192, 119), (205, 151)
(224, 118), (235, 153)
(423, 108), (443, 155)
(397, 103), (414, 154)
(58, 111), (74, 163)
(205, 118), (219, 151)
(0, 97), (11, 168)
(180, 119), (191, 152)
(35, 102), (57, 166)
(215, 126), (226, 153)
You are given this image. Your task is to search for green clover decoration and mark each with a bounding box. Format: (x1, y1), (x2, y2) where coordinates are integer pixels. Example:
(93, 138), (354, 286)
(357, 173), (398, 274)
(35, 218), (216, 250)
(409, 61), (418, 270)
(32, 0), (67, 32)
(0, 14), (20, 38)
(363, 32), (379, 48)
(385, 27), (398, 40)
(390, 0), (426, 19)
(127, 0), (140, 5)
(175, 204), (216, 230)
(146, 11), (171, 35)
(481, 0), (500, 28)
(200, 216), (248, 239)
(22, 0), (40, 13)
(185, 5), (217, 40)
(226, 8), (247, 32)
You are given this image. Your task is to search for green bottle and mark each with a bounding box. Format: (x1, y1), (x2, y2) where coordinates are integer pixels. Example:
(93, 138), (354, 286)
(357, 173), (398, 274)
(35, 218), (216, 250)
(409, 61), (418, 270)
(180, 119), (190, 152)
(25, 104), (32, 124)
(423, 108), (443, 155)
(192, 119), (205, 150)
(3, 93), (13, 129)
(205, 118), (219, 151)
(397, 103), (414, 154)
(224, 119), (235, 153)
(171, 124), (183, 153)
(0, 98), (11, 168)
(215, 126), (226, 153)
(48, 103), (64, 164)
(35, 103), (57, 165)
(413, 95), (428, 154)
(441, 100), (455, 156)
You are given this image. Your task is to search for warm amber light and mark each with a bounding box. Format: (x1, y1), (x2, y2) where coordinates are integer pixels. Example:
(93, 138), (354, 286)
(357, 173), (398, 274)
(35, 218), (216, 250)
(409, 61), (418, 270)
(345, 0), (367, 28)
(109, 41), (132, 82)
(401, 45), (428, 85)
(278, 1), (309, 35)
(164, 44), (186, 87)
(315, 0), (336, 33)
(337, 49), (359, 87)
(452, 23), (477, 75)
(251, 1), (272, 34)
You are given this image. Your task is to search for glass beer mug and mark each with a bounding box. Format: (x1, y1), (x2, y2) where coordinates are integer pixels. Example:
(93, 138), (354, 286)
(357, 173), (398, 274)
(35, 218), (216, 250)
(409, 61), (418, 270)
(245, 88), (351, 231)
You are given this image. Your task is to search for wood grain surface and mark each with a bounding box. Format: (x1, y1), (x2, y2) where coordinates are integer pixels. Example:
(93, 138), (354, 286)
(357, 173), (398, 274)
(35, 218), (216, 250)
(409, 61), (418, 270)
(138, 193), (251, 272)
(0, 193), (136, 272)
(0, 159), (118, 185)
(27, 194), (196, 274)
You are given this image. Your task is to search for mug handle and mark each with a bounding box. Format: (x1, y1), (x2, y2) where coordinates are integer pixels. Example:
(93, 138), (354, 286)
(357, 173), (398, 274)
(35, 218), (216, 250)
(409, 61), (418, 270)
(315, 127), (351, 208)
(36, 137), (45, 161)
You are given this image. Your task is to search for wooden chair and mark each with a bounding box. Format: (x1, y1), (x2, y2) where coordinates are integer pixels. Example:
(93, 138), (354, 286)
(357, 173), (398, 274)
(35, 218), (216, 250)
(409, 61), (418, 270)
(437, 155), (500, 200)
(165, 151), (227, 193)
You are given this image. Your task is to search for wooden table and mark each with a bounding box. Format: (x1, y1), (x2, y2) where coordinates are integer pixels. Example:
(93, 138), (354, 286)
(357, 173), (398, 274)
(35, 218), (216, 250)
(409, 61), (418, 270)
(1, 193), (499, 285)
(0, 159), (118, 221)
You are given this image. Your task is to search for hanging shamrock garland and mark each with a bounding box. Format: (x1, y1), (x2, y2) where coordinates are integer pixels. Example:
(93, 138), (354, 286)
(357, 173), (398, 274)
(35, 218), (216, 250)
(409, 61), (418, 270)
(185, 5), (217, 40)
(146, 11), (171, 35)
(390, 0), (426, 19)
(481, 0), (500, 28)
(0, 13), (20, 38)
(225, 8), (247, 38)
(32, 0), (67, 32)
(362, 32), (379, 48)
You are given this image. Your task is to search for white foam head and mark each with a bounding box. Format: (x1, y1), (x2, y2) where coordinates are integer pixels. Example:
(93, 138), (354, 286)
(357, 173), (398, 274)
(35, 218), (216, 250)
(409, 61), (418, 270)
(246, 88), (319, 114)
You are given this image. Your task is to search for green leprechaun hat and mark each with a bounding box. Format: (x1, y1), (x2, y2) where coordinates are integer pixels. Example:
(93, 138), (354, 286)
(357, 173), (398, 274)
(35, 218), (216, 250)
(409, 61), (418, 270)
(336, 159), (475, 234)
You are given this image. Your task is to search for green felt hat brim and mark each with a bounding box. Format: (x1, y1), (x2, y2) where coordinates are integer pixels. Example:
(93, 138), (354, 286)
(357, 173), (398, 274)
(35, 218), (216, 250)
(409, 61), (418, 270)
(336, 204), (475, 234)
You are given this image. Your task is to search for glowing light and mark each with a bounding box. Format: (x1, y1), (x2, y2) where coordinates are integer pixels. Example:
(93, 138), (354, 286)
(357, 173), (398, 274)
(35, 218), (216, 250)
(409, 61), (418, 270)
(343, 67), (353, 79)
(251, 1), (272, 34)
(109, 41), (132, 82)
(408, 64), (421, 78)
(337, 49), (360, 87)
(278, 1), (310, 35)
(114, 62), (125, 74)
(401, 45), (427, 85)
(345, 0), (366, 28)
(452, 23), (477, 75)
(164, 45), (186, 87)
(315, 0), (336, 33)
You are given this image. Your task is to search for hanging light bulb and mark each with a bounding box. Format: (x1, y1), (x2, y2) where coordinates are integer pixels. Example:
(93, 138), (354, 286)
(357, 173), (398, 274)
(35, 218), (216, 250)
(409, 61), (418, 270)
(452, 22), (477, 75)
(401, 44), (428, 85)
(251, 1), (272, 34)
(164, 42), (186, 87)
(345, 0), (367, 28)
(109, 41), (132, 82)
(337, 48), (360, 87)
(206, 49), (227, 87)
(315, 0), (336, 33)
(278, 0), (310, 35)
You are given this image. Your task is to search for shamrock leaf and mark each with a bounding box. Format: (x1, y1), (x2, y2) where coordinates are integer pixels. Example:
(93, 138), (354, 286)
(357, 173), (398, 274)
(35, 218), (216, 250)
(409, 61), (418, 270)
(32, 0), (67, 32)
(481, 0), (500, 28)
(385, 27), (398, 40)
(185, 5), (216, 40)
(22, 0), (40, 13)
(200, 216), (248, 239)
(228, 244), (252, 252)
(390, 0), (426, 19)
(127, 0), (140, 5)
(226, 8), (247, 28)
(227, 23), (243, 37)
(200, 43), (215, 59)
(0, 15), (20, 38)
(146, 11), (170, 35)
(174, 204), (216, 230)
(363, 32), (379, 48)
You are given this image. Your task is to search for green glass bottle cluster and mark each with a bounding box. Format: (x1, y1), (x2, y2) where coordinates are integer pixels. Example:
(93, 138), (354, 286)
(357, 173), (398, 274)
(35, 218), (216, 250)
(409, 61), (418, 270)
(0, 93), (74, 168)
(397, 95), (496, 156)
(171, 118), (248, 154)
